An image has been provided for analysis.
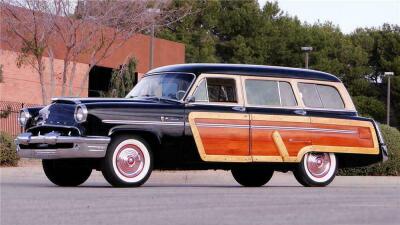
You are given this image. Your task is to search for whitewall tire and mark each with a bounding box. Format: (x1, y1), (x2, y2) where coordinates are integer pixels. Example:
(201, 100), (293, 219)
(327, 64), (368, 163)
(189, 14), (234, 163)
(293, 152), (337, 187)
(102, 135), (153, 187)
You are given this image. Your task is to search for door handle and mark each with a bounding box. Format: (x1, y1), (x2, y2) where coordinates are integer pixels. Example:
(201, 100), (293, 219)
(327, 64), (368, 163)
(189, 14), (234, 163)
(161, 116), (181, 122)
(294, 109), (307, 116)
(232, 106), (246, 112)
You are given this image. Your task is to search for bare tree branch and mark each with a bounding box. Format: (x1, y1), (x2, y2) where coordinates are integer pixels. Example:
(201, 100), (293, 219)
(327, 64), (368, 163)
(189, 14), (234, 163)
(1, 0), (191, 101)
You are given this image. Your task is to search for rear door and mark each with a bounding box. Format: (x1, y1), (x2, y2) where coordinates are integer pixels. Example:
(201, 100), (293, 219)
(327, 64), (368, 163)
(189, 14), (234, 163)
(297, 82), (378, 155)
(242, 76), (312, 162)
(185, 74), (251, 163)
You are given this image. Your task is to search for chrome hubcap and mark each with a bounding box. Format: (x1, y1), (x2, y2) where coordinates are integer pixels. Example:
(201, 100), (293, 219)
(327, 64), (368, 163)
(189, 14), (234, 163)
(306, 153), (331, 178)
(116, 144), (145, 178)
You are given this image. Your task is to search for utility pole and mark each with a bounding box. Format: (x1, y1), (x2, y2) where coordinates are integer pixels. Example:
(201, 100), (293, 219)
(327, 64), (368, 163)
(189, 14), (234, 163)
(384, 72), (394, 125)
(301, 46), (313, 69)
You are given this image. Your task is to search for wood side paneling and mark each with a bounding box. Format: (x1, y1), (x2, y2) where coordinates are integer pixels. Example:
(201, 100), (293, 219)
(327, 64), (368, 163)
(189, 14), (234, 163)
(197, 125), (249, 156)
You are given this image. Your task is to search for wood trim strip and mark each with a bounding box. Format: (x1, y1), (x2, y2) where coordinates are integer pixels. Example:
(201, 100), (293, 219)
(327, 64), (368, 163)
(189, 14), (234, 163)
(271, 131), (289, 161)
(188, 112), (251, 162)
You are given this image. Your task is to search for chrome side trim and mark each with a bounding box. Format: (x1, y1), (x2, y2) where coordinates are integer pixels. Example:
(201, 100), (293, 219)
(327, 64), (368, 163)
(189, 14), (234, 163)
(196, 123), (248, 129)
(102, 120), (184, 126)
(251, 125), (357, 134)
(193, 122), (357, 134)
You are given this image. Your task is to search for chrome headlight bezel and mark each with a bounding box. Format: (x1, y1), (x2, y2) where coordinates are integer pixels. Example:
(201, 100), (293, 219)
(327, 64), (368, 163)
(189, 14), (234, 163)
(18, 108), (31, 127)
(74, 104), (88, 123)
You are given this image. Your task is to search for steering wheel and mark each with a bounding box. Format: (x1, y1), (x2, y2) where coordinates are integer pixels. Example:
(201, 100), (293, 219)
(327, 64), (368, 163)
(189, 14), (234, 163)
(176, 90), (186, 100)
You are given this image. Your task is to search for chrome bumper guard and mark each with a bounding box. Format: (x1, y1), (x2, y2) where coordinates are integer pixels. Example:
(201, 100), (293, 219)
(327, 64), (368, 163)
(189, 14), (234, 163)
(15, 132), (110, 159)
(372, 121), (388, 162)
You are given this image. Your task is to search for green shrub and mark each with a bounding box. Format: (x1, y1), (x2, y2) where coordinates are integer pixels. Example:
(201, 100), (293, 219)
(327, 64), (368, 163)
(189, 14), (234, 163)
(0, 132), (19, 166)
(353, 96), (386, 123)
(339, 124), (400, 176)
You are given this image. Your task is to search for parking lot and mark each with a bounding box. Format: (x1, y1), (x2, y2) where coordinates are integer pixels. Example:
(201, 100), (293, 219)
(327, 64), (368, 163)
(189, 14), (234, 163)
(1, 165), (400, 225)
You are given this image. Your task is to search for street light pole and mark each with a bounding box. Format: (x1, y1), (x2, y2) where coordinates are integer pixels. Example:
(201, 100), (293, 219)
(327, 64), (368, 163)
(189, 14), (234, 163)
(301, 46), (313, 69)
(147, 8), (160, 71)
(149, 23), (155, 70)
(384, 72), (394, 125)
(305, 52), (309, 69)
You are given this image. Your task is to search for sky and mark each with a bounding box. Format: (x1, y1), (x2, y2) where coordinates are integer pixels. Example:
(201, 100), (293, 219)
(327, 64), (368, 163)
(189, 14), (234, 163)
(258, 0), (400, 33)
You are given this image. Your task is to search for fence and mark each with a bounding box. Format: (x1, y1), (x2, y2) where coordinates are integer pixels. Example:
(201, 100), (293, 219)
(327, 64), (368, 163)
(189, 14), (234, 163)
(0, 101), (40, 137)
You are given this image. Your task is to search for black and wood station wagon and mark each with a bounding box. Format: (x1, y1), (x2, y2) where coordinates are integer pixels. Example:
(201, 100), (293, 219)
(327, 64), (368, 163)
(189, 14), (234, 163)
(16, 64), (388, 187)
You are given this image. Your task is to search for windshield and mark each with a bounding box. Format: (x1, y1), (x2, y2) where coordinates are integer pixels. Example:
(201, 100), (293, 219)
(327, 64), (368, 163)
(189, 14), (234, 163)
(126, 73), (194, 101)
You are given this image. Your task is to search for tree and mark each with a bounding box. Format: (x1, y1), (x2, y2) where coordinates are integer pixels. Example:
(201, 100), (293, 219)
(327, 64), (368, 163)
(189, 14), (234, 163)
(0, 64), (3, 82)
(158, 0), (400, 128)
(353, 96), (386, 122)
(1, 1), (57, 104)
(159, 0), (220, 63)
(1, 0), (190, 103)
(102, 57), (137, 98)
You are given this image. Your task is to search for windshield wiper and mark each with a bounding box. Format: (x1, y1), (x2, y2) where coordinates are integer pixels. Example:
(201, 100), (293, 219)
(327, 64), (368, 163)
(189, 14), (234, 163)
(139, 95), (181, 103)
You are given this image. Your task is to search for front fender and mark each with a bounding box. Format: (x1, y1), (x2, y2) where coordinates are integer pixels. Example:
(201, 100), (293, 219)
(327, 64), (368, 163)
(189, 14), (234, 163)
(108, 125), (162, 144)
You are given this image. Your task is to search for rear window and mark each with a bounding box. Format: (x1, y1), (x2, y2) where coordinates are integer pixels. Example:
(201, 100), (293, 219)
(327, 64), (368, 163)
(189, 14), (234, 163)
(298, 83), (344, 109)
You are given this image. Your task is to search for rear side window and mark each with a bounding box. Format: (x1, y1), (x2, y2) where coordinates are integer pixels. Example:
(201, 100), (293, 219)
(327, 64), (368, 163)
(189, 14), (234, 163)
(245, 80), (297, 107)
(298, 83), (344, 109)
(193, 78), (237, 103)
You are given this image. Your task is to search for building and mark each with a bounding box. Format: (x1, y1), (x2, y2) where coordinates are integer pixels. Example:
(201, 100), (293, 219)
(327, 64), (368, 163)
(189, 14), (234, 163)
(0, 4), (185, 136)
(0, 5), (185, 105)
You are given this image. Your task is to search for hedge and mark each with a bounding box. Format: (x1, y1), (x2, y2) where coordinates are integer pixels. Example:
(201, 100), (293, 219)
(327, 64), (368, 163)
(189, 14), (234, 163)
(0, 132), (19, 166)
(339, 124), (400, 176)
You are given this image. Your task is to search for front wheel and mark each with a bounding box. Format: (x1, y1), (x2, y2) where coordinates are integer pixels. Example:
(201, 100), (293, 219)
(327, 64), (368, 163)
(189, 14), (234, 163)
(231, 167), (274, 187)
(42, 159), (92, 186)
(102, 135), (153, 187)
(293, 152), (337, 187)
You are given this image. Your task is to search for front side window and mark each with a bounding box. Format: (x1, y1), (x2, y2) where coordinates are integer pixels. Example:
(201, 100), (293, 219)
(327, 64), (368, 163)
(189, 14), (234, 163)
(245, 80), (297, 107)
(298, 83), (344, 109)
(193, 79), (208, 102)
(126, 73), (194, 101)
(192, 78), (238, 103)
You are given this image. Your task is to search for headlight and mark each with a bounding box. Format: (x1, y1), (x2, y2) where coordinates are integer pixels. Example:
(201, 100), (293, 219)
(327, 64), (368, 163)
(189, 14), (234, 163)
(74, 104), (88, 123)
(18, 109), (31, 127)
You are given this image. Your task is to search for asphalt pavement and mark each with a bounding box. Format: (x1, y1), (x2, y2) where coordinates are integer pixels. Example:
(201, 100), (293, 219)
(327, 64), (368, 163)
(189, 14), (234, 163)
(1, 165), (399, 225)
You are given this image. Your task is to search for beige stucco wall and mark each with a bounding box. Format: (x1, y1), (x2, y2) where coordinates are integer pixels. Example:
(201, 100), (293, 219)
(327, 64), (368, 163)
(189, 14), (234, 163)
(0, 50), (89, 105)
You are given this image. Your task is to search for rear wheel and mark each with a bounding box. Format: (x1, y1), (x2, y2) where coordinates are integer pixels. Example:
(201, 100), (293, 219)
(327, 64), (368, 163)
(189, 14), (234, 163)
(231, 167), (274, 187)
(293, 152), (337, 187)
(42, 159), (92, 187)
(102, 135), (153, 187)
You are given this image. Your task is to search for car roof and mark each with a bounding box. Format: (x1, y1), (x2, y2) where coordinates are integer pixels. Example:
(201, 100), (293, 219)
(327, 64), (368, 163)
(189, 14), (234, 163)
(147, 63), (341, 82)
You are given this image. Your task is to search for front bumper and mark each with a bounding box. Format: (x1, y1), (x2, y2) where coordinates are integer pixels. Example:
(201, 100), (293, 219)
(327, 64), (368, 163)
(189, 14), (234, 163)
(15, 132), (110, 159)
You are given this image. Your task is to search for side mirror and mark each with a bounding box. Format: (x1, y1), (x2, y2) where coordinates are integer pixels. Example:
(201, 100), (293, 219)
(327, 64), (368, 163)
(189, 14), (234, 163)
(187, 96), (195, 103)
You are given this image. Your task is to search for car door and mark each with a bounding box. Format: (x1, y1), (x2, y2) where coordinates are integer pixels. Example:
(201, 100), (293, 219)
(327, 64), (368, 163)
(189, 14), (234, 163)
(297, 82), (378, 155)
(184, 74), (251, 163)
(242, 76), (312, 162)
